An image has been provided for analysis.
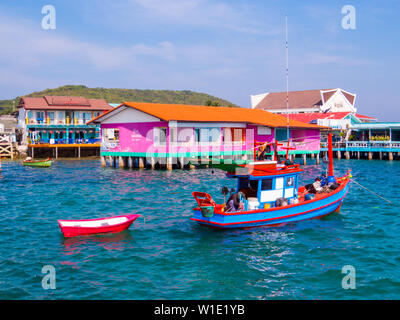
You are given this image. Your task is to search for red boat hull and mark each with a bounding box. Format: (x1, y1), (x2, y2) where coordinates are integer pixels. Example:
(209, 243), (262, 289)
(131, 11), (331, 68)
(58, 214), (141, 237)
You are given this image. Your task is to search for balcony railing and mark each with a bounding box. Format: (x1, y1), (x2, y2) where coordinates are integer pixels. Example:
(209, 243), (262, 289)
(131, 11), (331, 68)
(346, 141), (400, 148)
(29, 138), (101, 145)
(321, 141), (400, 149)
(27, 118), (92, 125)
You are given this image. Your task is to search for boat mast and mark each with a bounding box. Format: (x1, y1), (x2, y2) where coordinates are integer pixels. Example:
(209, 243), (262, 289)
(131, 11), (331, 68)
(285, 16), (290, 143)
(283, 16), (292, 162)
(328, 132), (334, 180)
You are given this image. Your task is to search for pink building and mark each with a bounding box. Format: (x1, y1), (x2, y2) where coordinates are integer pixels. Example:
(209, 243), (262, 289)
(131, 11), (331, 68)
(89, 102), (324, 168)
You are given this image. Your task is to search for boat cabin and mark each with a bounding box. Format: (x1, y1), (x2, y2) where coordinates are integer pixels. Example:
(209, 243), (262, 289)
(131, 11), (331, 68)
(227, 161), (303, 210)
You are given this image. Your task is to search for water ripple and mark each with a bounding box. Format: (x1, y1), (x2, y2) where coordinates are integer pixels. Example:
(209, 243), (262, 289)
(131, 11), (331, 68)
(0, 159), (399, 299)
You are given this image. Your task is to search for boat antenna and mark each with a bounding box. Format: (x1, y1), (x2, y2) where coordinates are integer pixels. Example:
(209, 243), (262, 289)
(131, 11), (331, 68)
(285, 16), (289, 141)
(284, 16), (291, 163)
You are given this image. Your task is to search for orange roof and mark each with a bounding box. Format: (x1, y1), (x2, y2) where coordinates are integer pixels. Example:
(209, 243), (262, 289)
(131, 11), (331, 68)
(88, 102), (326, 129)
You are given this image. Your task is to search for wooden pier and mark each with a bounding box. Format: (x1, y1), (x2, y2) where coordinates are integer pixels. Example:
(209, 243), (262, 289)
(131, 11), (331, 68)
(0, 133), (15, 159)
(100, 151), (322, 170)
(28, 143), (101, 158)
(321, 141), (400, 161)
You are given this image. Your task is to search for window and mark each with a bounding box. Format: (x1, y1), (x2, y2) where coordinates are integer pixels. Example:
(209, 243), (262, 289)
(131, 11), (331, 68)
(249, 180), (259, 191)
(177, 128), (192, 143)
(58, 112), (64, 123)
(36, 111), (44, 123)
(275, 128), (290, 141)
(261, 179), (273, 190)
(238, 177), (250, 190)
(194, 128), (200, 142)
(257, 126), (272, 135)
(169, 127), (177, 144)
(154, 127), (167, 146)
(195, 128), (221, 144)
(223, 128), (245, 144)
(286, 177), (295, 187)
(114, 129), (119, 141)
(48, 112), (55, 124)
(82, 112), (91, 124)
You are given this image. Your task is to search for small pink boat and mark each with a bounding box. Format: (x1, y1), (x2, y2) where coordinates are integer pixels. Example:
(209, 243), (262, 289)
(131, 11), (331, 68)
(58, 214), (141, 237)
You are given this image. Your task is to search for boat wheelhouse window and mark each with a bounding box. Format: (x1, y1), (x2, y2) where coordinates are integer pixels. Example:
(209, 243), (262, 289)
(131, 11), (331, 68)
(238, 177), (250, 190)
(249, 179), (258, 190)
(286, 177), (295, 187)
(261, 179), (273, 190)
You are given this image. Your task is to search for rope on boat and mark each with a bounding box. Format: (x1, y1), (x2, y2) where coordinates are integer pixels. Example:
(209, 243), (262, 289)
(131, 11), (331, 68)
(141, 215), (146, 227)
(250, 137), (322, 150)
(350, 179), (393, 204)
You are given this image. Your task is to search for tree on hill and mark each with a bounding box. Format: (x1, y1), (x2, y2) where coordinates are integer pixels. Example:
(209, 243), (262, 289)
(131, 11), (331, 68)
(0, 85), (238, 115)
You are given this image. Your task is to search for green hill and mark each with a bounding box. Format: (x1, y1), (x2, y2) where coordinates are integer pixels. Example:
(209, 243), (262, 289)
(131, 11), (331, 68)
(0, 85), (238, 114)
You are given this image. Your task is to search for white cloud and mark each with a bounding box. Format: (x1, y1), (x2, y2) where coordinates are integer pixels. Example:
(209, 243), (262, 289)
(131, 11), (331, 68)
(102, 0), (280, 36)
(303, 52), (371, 66)
(0, 12), (176, 71)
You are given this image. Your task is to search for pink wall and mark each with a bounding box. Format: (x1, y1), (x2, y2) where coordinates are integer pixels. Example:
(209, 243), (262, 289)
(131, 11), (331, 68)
(102, 122), (168, 153)
(288, 129), (320, 151)
(101, 122), (320, 155)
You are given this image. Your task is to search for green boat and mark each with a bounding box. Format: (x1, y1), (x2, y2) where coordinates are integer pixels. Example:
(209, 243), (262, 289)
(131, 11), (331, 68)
(22, 158), (53, 167)
(189, 158), (252, 172)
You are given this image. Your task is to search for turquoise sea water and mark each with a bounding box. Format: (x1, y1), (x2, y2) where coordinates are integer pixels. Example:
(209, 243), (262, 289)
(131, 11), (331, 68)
(0, 159), (400, 299)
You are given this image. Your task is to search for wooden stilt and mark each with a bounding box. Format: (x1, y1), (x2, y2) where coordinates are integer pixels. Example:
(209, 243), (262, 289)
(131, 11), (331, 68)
(368, 152), (373, 160)
(150, 157), (155, 170)
(138, 157), (144, 169)
(311, 153), (315, 159)
(78, 146), (81, 158)
(118, 156), (124, 168)
(167, 157), (173, 170)
(345, 151), (350, 160)
(379, 152), (383, 160)
(316, 153), (320, 165)
(389, 152), (393, 161)
(357, 151), (360, 159)
(180, 157), (185, 169)
(302, 154), (307, 165)
(337, 151), (341, 159)
(100, 156), (106, 167)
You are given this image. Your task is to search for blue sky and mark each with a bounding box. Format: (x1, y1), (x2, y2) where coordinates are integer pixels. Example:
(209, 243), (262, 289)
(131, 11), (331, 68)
(0, 0), (399, 120)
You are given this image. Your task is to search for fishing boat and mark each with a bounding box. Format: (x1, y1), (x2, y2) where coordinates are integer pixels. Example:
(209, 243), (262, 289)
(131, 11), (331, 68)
(190, 133), (351, 229)
(22, 157), (53, 167)
(58, 214), (141, 237)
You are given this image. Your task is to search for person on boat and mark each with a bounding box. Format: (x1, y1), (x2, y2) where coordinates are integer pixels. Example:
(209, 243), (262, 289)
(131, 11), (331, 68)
(225, 193), (239, 212)
(225, 193), (240, 212)
(305, 177), (323, 194)
(257, 144), (271, 161)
